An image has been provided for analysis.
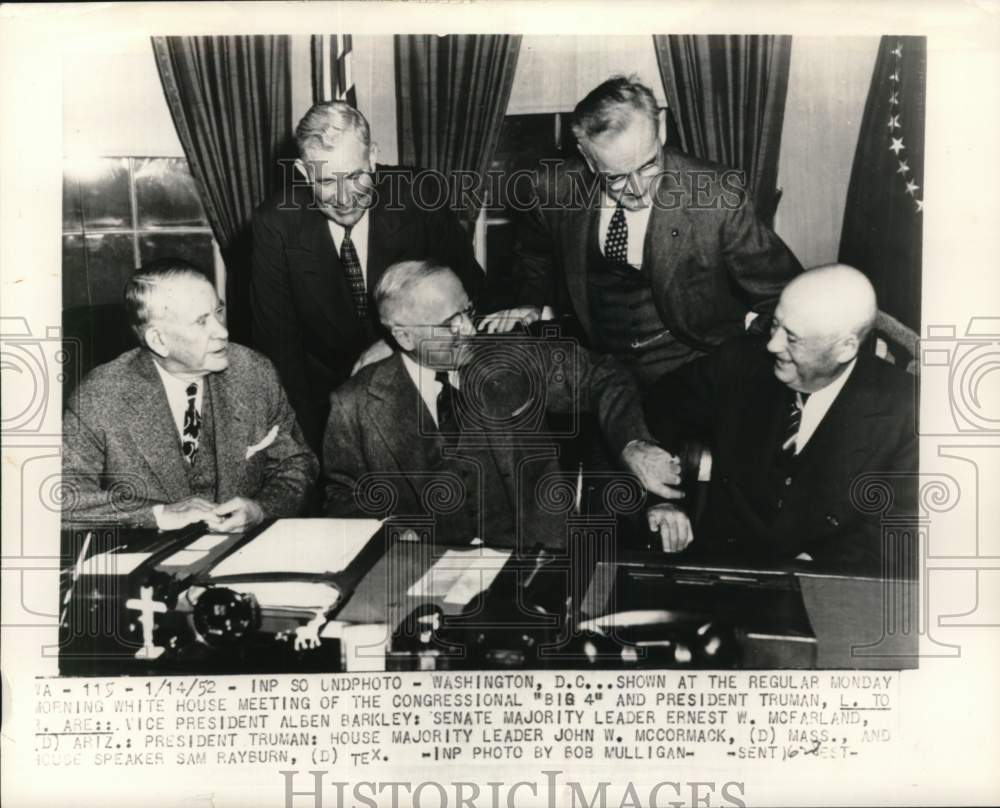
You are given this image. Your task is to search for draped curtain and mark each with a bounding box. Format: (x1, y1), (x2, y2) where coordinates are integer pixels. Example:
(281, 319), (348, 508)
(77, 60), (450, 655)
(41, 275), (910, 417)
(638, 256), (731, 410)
(152, 36), (291, 342)
(653, 35), (792, 225)
(395, 35), (521, 223)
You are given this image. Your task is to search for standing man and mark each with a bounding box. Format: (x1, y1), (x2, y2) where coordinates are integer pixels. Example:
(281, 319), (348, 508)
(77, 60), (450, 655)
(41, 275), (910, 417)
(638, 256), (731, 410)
(644, 265), (917, 575)
(251, 102), (484, 452)
(63, 260), (318, 532)
(323, 260), (682, 549)
(483, 76), (802, 389)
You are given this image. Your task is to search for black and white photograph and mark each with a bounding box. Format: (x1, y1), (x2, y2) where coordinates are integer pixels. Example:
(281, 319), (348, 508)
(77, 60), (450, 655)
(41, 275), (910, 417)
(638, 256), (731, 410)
(2, 3), (999, 807)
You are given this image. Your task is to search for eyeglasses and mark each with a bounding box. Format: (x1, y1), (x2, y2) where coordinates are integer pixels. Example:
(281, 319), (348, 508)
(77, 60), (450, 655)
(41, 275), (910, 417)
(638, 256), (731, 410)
(603, 155), (662, 192)
(392, 303), (477, 333)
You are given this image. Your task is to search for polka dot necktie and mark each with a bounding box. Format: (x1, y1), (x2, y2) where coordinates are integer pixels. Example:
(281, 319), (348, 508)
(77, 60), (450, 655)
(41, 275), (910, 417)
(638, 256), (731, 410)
(604, 203), (629, 264)
(341, 226), (368, 320)
(181, 382), (201, 463)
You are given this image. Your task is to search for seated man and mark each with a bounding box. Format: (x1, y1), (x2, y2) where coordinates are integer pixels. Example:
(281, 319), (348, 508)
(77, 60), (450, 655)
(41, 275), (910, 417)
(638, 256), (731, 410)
(63, 260), (318, 532)
(323, 260), (681, 549)
(644, 265), (916, 575)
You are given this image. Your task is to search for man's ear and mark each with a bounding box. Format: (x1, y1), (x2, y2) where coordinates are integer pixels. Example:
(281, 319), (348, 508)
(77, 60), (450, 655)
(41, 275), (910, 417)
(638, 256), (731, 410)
(293, 157), (311, 181)
(144, 326), (170, 359)
(391, 325), (415, 353)
(368, 142), (379, 171)
(577, 142), (596, 174)
(832, 335), (860, 364)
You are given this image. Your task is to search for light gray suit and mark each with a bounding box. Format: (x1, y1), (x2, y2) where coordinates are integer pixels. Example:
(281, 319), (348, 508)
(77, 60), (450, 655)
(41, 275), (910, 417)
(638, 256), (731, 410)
(62, 343), (318, 528)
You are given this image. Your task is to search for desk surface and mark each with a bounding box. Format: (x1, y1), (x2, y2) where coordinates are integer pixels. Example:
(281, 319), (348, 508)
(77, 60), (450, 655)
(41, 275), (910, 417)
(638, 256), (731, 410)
(59, 520), (918, 674)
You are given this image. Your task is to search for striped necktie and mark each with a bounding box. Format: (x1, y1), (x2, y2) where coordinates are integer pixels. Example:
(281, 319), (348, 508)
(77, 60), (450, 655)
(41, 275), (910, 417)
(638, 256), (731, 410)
(340, 225), (368, 319)
(780, 391), (809, 456)
(181, 382), (201, 462)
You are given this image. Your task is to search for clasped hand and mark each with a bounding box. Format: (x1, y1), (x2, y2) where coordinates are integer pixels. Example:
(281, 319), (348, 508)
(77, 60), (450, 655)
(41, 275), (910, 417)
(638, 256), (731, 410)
(156, 496), (264, 533)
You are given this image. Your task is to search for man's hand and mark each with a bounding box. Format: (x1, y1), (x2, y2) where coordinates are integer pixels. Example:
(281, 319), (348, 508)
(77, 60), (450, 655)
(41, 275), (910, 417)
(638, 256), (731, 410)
(211, 497), (265, 533)
(647, 503), (694, 553)
(154, 497), (221, 531)
(477, 306), (543, 334)
(351, 339), (393, 376)
(621, 439), (684, 501)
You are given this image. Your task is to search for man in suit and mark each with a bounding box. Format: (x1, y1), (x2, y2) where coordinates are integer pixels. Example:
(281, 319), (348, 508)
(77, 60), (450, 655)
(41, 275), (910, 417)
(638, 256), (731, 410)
(323, 260), (683, 549)
(63, 260), (318, 532)
(482, 76), (803, 390)
(251, 101), (484, 452)
(643, 265), (917, 575)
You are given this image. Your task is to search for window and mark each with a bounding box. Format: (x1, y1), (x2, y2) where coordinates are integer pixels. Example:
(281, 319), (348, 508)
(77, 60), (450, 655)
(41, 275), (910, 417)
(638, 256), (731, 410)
(62, 157), (216, 310)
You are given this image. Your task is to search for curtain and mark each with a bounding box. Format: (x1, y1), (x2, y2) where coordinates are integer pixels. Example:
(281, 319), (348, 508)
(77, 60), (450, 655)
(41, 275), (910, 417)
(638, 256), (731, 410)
(839, 37), (925, 331)
(653, 35), (792, 225)
(152, 36), (291, 342)
(395, 35), (521, 223)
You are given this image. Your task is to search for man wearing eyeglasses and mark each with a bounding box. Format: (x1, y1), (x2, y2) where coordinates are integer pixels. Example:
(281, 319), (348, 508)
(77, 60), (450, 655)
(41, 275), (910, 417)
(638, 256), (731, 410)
(251, 102), (484, 455)
(482, 76), (802, 391)
(321, 260), (683, 549)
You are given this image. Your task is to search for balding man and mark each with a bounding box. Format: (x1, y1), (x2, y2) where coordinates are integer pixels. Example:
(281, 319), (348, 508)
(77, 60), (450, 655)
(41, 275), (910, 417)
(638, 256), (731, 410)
(63, 260), (318, 531)
(644, 265), (917, 574)
(251, 102), (484, 453)
(322, 259), (681, 550)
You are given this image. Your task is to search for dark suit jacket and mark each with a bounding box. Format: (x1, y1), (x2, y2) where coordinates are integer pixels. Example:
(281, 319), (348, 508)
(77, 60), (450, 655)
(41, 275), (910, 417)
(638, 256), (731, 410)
(513, 147), (803, 355)
(322, 340), (653, 549)
(251, 166), (485, 451)
(62, 344), (318, 528)
(645, 337), (918, 575)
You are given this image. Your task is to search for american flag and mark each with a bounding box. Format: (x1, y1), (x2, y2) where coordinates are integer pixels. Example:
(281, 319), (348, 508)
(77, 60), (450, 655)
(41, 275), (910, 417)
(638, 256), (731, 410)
(311, 34), (357, 107)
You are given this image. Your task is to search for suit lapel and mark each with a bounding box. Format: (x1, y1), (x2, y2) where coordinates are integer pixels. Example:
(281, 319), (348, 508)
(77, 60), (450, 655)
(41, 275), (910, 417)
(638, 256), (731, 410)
(294, 205), (362, 335)
(208, 367), (254, 502)
(795, 356), (892, 475)
(124, 353), (191, 502)
(367, 174), (413, 292)
(564, 193), (598, 337)
(646, 150), (694, 303)
(366, 356), (440, 503)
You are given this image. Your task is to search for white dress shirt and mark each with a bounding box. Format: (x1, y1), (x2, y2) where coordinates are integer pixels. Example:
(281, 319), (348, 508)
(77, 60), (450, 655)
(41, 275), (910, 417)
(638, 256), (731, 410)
(598, 193), (654, 269)
(152, 360), (203, 444)
(400, 353), (459, 428)
(327, 210), (370, 285)
(794, 358), (857, 454)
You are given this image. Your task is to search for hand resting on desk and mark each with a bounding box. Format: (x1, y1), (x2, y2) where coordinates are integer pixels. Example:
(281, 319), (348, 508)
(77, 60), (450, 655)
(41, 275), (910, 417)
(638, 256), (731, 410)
(647, 503), (694, 553)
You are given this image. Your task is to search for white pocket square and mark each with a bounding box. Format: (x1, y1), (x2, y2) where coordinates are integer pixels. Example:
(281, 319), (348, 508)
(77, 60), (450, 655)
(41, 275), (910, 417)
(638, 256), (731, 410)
(511, 398), (535, 418)
(245, 425), (279, 460)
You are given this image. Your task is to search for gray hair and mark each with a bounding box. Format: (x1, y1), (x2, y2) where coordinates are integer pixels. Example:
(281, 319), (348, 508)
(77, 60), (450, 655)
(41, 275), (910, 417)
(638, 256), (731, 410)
(571, 75), (659, 144)
(295, 101), (371, 156)
(124, 259), (210, 347)
(374, 260), (454, 327)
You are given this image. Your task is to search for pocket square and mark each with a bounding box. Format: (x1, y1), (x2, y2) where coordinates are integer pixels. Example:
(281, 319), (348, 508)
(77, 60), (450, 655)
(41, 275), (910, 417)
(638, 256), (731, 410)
(245, 425), (279, 460)
(510, 398), (535, 418)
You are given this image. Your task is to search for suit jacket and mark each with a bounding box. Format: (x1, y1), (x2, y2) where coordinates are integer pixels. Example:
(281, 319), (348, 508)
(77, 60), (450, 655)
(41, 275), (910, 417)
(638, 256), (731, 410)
(645, 336), (918, 575)
(62, 344), (319, 528)
(513, 147), (803, 355)
(322, 339), (653, 549)
(251, 166), (485, 451)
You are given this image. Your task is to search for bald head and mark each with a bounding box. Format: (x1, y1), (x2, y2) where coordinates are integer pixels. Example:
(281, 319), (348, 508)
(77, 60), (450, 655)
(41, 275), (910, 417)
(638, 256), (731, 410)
(768, 265), (878, 393)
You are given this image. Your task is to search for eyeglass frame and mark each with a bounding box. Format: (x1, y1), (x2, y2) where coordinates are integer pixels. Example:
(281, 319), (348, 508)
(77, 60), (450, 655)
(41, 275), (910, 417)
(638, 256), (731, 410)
(388, 302), (478, 333)
(601, 152), (664, 192)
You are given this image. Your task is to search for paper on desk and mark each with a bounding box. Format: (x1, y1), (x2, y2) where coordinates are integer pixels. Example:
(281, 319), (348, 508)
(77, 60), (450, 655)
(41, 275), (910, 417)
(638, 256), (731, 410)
(78, 552), (152, 576)
(406, 548), (511, 605)
(208, 519), (382, 578)
(158, 533), (231, 568)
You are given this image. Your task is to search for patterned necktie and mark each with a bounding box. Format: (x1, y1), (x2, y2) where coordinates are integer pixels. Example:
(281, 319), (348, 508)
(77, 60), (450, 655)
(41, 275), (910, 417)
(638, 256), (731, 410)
(340, 226), (368, 320)
(435, 371), (461, 435)
(181, 382), (201, 463)
(604, 203), (629, 264)
(780, 391), (809, 456)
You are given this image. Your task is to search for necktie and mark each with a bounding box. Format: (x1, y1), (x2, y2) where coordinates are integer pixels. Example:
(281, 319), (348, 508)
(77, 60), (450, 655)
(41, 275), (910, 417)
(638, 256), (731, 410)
(604, 203), (629, 264)
(340, 226), (368, 320)
(780, 391), (809, 456)
(435, 371), (461, 435)
(181, 382), (201, 463)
